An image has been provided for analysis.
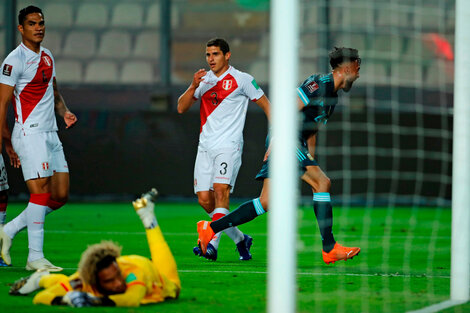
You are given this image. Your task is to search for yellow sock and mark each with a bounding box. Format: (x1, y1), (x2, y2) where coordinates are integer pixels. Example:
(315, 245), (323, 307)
(146, 226), (181, 288)
(34, 274), (71, 305)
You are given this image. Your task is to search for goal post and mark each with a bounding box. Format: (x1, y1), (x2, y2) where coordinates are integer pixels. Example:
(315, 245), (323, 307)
(268, 0), (299, 312)
(451, 0), (470, 303)
(408, 0), (470, 312)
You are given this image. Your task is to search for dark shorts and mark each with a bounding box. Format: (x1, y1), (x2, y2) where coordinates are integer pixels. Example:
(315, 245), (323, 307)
(255, 135), (318, 181)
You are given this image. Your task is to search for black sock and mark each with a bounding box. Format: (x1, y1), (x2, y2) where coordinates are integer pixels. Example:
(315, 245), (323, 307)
(211, 198), (266, 233)
(313, 193), (336, 253)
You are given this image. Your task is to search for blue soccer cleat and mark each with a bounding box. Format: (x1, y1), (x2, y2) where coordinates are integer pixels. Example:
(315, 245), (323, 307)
(203, 243), (217, 261)
(193, 245), (202, 256)
(193, 243), (217, 261)
(0, 256), (9, 267)
(236, 234), (253, 261)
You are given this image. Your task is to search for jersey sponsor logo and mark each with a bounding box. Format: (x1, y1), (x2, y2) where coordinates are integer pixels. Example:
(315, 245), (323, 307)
(251, 79), (260, 90)
(306, 81), (319, 93)
(42, 55), (52, 67)
(222, 79), (233, 91)
(2, 64), (12, 76)
(42, 162), (49, 170)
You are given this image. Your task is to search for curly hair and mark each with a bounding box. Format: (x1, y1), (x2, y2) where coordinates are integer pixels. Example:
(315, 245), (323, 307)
(329, 47), (360, 69)
(78, 241), (122, 287)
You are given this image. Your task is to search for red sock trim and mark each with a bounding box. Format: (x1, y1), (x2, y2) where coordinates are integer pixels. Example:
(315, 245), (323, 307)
(0, 203), (6, 212)
(30, 193), (51, 206)
(47, 198), (66, 210)
(212, 213), (226, 221)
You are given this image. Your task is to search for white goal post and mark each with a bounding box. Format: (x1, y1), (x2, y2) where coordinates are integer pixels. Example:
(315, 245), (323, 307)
(408, 0), (470, 312)
(450, 0), (470, 303)
(268, 0), (299, 313)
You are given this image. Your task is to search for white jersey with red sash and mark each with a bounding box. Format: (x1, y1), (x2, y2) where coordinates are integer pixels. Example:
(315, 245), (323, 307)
(0, 43), (57, 135)
(193, 66), (264, 151)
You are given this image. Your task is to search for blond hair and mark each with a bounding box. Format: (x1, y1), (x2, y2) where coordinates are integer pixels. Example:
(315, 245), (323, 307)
(78, 241), (122, 287)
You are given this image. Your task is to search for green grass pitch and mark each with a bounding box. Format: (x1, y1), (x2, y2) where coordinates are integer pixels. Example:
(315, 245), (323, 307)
(0, 201), (468, 312)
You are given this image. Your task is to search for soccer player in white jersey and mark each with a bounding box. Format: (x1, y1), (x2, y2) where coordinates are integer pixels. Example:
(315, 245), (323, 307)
(0, 6), (77, 271)
(177, 38), (270, 261)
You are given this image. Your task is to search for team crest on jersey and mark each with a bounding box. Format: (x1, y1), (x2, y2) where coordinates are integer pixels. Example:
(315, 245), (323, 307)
(306, 81), (319, 93)
(222, 79), (233, 91)
(2, 64), (12, 76)
(42, 162), (49, 170)
(42, 55), (52, 67)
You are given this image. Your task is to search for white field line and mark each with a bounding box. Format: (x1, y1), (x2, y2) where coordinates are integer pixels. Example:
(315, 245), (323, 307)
(4, 266), (450, 279)
(44, 230), (450, 240)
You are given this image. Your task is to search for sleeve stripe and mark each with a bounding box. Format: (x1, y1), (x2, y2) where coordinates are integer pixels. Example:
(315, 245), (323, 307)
(296, 87), (309, 106)
(60, 283), (70, 292)
(127, 281), (146, 288)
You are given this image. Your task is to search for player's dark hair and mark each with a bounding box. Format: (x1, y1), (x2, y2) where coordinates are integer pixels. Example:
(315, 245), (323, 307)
(96, 255), (116, 273)
(329, 47), (360, 69)
(207, 38), (230, 55)
(18, 5), (43, 25)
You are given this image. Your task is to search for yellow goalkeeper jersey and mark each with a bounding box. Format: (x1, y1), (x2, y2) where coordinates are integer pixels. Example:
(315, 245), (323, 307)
(69, 255), (179, 306)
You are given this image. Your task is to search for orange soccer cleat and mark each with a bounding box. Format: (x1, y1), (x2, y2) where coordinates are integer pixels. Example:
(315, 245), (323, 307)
(322, 242), (360, 265)
(196, 221), (215, 255)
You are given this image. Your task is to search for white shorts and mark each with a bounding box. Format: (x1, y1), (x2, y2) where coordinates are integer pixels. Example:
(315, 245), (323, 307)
(0, 155), (9, 191)
(12, 130), (69, 181)
(193, 145), (242, 194)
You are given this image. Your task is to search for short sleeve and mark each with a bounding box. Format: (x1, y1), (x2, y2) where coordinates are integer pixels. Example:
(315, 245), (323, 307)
(240, 73), (264, 101)
(194, 85), (201, 100)
(0, 54), (23, 87)
(297, 77), (322, 106)
(48, 51), (56, 79)
(193, 72), (211, 100)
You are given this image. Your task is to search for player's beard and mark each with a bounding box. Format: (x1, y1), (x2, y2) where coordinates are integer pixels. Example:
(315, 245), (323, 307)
(343, 80), (353, 92)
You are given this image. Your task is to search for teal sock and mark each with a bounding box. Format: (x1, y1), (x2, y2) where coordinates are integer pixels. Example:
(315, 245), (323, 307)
(313, 193), (336, 253)
(211, 198), (265, 233)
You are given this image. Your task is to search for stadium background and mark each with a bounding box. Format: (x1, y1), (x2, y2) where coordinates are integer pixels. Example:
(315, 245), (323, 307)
(0, 0), (454, 206)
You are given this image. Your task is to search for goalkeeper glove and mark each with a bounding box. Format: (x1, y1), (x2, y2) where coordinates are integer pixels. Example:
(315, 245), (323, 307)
(62, 291), (114, 307)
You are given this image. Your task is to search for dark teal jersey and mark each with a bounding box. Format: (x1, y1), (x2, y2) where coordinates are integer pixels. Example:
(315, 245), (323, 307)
(296, 73), (338, 138)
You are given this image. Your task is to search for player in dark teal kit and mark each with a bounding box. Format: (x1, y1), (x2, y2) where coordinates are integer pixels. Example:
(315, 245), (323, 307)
(196, 47), (362, 264)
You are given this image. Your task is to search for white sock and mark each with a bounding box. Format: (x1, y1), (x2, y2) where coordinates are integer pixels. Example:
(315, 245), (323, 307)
(0, 211), (5, 225)
(26, 202), (47, 262)
(3, 209), (28, 239)
(208, 210), (223, 249)
(3, 206), (55, 240)
(213, 207), (245, 245)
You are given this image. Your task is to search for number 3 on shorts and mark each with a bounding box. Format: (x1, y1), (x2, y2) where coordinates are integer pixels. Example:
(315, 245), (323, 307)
(219, 162), (228, 175)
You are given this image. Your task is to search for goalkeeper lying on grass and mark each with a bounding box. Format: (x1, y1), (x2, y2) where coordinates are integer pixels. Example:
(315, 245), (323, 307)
(9, 189), (181, 307)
